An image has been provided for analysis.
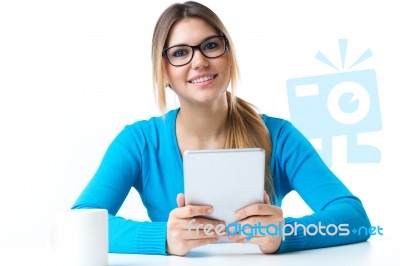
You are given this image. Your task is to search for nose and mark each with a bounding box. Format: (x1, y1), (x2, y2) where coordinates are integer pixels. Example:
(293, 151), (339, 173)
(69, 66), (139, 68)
(191, 49), (209, 70)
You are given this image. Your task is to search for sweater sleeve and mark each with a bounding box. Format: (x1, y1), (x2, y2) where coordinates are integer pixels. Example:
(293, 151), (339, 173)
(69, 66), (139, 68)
(71, 126), (168, 254)
(273, 121), (371, 253)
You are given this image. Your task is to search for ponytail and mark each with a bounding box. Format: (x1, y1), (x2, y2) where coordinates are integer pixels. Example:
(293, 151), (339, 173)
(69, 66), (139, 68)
(225, 91), (275, 202)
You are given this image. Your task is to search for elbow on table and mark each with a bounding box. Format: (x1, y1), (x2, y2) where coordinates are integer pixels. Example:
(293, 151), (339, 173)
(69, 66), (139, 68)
(357, 212), (373, 242)
(349, 201), (373, 243)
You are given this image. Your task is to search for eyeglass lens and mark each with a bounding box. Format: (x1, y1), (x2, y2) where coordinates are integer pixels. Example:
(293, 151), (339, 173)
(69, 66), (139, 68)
(165, 36), (226, 66)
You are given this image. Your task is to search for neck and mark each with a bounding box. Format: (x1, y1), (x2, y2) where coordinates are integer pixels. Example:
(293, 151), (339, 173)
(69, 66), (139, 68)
(176, 99), (229, 151)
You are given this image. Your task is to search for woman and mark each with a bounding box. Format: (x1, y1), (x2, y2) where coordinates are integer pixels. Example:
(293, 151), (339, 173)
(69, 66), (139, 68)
(73, 1), (371, 256)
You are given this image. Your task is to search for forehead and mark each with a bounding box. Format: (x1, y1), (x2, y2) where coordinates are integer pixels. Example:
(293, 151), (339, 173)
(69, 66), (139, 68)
(166, 17), (219, 47)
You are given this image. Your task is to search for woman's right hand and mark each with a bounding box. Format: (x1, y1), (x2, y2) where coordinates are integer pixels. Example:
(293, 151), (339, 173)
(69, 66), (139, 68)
(166, 193), (225, 256)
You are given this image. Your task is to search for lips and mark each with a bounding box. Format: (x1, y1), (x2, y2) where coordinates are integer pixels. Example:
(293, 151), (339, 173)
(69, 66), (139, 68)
(188, 74), (217, 84)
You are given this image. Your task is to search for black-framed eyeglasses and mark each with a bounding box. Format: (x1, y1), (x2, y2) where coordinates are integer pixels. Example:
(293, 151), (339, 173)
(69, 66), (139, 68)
(162, 35), (227, 67)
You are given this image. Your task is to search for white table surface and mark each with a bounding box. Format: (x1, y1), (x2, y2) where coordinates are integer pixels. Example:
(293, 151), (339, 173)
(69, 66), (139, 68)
(1, 237), (398, 266)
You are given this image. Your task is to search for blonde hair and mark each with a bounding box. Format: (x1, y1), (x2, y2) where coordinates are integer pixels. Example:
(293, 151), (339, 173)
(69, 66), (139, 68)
(152, 1), (275, 201)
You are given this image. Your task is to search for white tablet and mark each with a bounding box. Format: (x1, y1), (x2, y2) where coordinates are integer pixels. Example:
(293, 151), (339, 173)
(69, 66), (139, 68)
(183, 148), (265, 225)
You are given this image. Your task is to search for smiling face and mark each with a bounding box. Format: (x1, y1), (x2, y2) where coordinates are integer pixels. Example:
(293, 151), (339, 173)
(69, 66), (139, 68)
(163, 17), (231, 109)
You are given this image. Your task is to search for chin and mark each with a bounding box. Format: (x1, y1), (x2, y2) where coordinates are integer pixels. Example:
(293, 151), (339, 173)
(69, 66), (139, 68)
(192, 91), (227, 106)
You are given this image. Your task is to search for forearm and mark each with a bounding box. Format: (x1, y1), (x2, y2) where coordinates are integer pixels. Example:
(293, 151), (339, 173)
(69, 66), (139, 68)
(108, 215), (167, 254)
(277, 197), (371, 253)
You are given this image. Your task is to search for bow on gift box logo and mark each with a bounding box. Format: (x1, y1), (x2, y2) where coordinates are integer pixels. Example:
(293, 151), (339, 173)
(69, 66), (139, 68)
(286, 39), (382, 167)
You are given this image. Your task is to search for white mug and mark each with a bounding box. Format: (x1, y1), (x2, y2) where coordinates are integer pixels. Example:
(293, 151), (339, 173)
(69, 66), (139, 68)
(52, 209), (108, 266)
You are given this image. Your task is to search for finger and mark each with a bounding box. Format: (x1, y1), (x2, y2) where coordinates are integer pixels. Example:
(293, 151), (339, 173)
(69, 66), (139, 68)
(173, 205), (214, 219)
(240, 236), (281, 253)
(240, 235), (264, 243)
(230, 227), (264, 242)
(176, 193), (185, 208)
(186, 236), (220, 250)
(183, 218), (225, 230)
(228, 223), (265, 241)
(234, 215), (274, 227)
(236, 204), (281, 220)
(264, 191), (271, 205)
(226, 223), (254, 241)
(227, 218), (273, 240)
(185, 227), (225, 240)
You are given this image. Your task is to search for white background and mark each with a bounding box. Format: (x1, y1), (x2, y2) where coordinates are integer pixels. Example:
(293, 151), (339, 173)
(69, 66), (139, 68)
(0, 0), (398, 257)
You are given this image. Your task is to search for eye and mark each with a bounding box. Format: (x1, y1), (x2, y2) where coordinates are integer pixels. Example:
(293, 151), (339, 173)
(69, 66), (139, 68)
(169, 47), (191, 58)
(173, 50), (187, 57)
(203, 41), (218, 50)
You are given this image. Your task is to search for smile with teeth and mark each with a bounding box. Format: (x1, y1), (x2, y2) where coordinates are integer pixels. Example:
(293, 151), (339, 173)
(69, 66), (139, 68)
(189, 75), (216, 84)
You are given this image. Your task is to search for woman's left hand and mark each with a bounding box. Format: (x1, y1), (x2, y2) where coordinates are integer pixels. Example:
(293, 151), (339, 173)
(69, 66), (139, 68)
(228, 191), (284, 254)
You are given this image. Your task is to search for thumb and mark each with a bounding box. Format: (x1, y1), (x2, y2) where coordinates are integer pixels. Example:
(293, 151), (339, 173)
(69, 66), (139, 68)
(264, 191), (271, 205)
(176, 193), (185, 207)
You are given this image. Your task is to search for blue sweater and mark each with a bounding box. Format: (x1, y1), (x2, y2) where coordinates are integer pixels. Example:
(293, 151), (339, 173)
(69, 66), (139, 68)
(72, 108), (370, 254)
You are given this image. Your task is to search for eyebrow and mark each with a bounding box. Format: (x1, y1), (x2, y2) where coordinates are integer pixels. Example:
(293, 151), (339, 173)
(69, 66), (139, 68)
(166, 34), (221, 48)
